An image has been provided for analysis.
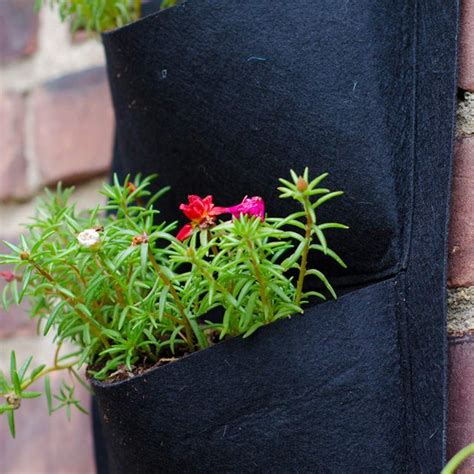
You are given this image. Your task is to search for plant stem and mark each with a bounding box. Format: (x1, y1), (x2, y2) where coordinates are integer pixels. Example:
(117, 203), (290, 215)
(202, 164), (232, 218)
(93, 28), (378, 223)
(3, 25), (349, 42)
(134, 0), (141, 21)
(442, 443), (474, 474)
(95, 253), (126, 306)
(207, 230), (218, 256)
(54, 342), (63, 366)
(20, 361), (79, 392)
(161, 312), (189, 343)
(120, 199), (197, 350)
(245, 238), (272, 323)
(295, 197), (313, 306)
(30, 260), (109, 348)
(147, 248), (196, 352)
(191, 255), (244, 336)
(67, 264), (86, 287)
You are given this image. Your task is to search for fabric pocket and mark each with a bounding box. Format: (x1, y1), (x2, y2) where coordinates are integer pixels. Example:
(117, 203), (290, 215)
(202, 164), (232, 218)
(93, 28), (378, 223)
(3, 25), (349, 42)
(92, 276), (408, 473)
(102, 0), (416, 285)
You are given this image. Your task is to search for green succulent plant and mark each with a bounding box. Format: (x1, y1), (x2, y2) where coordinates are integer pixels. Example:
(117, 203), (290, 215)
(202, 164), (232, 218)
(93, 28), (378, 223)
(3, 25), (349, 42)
(0, 170), (347, 437)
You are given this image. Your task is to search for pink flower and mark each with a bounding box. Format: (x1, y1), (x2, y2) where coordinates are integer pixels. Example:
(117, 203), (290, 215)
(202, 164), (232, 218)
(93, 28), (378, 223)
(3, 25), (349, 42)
(176, 195), (266, 241)
(225, 196), (265, 221)
(177, 195), (225, 241)
(0, 271), (16, 283)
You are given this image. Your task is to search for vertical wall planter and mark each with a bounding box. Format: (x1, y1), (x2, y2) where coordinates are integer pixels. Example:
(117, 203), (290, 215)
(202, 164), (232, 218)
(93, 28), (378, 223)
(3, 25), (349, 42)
(93, 0), (460, 471)
(92, 278), (406, 472)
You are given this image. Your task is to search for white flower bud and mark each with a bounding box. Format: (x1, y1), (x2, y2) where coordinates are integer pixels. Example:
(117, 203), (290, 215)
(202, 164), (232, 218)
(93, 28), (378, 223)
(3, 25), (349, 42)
(77, 229), (101, 249)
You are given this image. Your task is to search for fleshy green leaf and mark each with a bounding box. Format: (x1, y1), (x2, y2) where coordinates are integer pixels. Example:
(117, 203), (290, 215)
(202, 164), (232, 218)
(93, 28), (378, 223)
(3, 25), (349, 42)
(7, 410), (16, 438)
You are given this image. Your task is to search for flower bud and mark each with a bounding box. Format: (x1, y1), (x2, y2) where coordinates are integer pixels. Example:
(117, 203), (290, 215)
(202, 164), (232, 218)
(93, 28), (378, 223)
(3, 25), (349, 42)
(132, 233), (149, 246)
(19, 251), (30, 261)
(185, 247), (195, 258)
(0, 271), (16, 282)
(296, 176), (308, 192)
(6, 393), (21, 410)
(127, 182), (137, 193)
(77, 229), (101, 249)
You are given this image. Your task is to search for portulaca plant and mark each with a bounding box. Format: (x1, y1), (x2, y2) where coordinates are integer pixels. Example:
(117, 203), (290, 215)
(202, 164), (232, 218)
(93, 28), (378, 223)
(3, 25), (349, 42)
(35, 0), (180, 33)
(0, 170), (347, 437)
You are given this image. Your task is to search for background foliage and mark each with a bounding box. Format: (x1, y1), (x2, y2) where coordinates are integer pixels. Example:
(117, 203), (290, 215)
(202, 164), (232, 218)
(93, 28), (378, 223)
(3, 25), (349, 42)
(35, 0), (180, 33)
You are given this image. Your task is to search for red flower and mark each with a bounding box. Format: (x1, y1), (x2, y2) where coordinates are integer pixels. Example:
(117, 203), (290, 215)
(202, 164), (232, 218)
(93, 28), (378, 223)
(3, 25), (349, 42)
(176, 223), (194, 241)
(176, 195), (266, 241)
(177, 195), (225, 241)
(225, 196), (265, 221)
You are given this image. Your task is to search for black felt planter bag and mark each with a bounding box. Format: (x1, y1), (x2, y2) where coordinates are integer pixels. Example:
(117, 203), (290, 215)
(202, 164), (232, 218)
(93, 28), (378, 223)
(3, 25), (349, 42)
(92, 1), (459, 472)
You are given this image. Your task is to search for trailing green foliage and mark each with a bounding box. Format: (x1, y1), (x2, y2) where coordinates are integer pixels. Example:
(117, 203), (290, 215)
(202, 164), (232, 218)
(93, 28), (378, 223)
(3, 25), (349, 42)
(35, 0), (180, 34)
(0, 170), (347, 437)
(442, 443), (474, 474)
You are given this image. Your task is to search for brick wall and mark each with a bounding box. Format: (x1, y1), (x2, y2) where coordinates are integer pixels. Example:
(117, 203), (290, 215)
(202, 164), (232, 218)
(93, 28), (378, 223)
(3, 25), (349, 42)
(0, 1), (473, 473)
(0, 3), (111, 473)
(447, 1), (474, 471)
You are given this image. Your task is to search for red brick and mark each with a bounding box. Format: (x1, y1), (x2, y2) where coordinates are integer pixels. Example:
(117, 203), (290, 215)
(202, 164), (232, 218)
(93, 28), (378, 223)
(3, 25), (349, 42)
(0, 0), (38, 63)
(459, 0), (474, 91)
(0, 372), (95, 473)
(447, 334), (474, 472)
(0, 91), (29, 201)
(33, 67), (114, 186)
(448, 137), (474, 288)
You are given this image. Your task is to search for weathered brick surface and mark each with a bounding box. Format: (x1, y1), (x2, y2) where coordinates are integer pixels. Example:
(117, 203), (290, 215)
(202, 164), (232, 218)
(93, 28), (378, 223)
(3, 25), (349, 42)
(458, 0), (474, 91)
(33, 67), (114, 186)
(0, 91), (29, 201)
(0, 9), (106, 474)
(448, 137), (474, 287)
(447, 335), (474, 472)
(0, 372), (95, 474)
(448, 287), (474, 336)
(0, 0), (39, 64)
(0, 298), (37, 340)
(457, 92), (474, 136)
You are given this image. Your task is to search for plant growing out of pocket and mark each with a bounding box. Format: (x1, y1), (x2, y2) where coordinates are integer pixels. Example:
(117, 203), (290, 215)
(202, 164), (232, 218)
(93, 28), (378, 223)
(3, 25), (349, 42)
(0, 169), (347, 437)
(35, 0), (181, 34)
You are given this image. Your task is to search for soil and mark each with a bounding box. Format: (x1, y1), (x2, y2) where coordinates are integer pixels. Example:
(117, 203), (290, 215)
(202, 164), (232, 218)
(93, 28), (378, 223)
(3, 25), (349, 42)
(88, 329), (222, 384)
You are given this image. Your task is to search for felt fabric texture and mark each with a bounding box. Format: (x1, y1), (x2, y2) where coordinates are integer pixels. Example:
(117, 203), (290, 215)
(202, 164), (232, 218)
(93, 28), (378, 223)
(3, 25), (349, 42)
(93, 0), (459, 471)
(106, 0), (414, 286)
(92, 278), (404, 473)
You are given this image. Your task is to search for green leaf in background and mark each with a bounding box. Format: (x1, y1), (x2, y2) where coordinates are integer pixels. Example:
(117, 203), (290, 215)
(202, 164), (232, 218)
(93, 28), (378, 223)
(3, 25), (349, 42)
(36, 0), (182, 35)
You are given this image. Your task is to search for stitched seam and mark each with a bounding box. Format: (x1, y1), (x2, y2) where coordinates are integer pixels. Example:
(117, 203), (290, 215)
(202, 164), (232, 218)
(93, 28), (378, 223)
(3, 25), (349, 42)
(395, 271), (417, 472)
(397, 0), (419, 468)
(401, 0), (418, 272)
